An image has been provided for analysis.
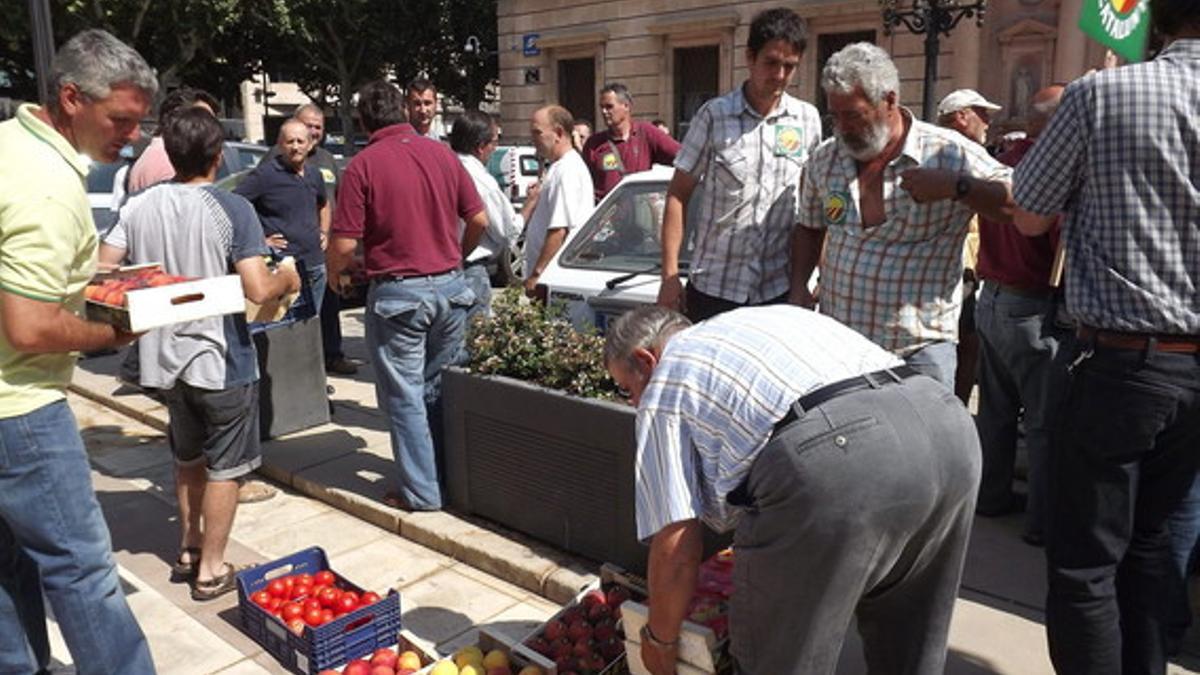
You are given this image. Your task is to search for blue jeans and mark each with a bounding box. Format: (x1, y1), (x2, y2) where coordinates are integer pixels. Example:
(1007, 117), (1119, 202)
(0, 400), (154, 674)
(974, 284), (1071, 537)
(365, 271), (474, 510)
(1046, 339), (1200, 675)
(1167, 472), (1200, 652)
(307, 263), (326, 317)
(904, 341), (957, 391)
(462, 262), (493, 328)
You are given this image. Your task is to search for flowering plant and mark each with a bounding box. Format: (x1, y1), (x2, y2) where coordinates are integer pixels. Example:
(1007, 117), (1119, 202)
(465, 288), (619, 401)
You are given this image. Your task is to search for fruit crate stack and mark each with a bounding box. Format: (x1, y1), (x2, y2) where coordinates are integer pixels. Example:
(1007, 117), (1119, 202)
(620, 550), (734, 675)
(236, 546), (402, 675)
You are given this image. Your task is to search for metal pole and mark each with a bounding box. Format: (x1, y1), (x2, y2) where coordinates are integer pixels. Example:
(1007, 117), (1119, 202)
(29, 0), (55, 105)
(922, 6), (940, 122)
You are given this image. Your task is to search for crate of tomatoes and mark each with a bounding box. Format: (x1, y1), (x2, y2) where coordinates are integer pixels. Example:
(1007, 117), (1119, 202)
(237, 546), (402, 675)
(85, 263), (247, 332)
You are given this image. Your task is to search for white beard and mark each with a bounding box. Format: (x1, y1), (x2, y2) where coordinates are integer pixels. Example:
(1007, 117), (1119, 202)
(836, 118), (891, 161)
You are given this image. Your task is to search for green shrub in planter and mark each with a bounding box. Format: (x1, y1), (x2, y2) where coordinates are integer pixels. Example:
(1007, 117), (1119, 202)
(466, 288), (620, 401)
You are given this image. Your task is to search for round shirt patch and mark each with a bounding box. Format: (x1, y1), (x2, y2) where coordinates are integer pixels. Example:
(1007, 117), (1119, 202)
(602, 152), (620, 171)
(774, 125), (805, 157)
(825, 191), (850, 226)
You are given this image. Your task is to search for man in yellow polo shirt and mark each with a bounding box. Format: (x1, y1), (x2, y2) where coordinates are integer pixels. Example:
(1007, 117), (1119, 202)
(0, 30), (157, 674)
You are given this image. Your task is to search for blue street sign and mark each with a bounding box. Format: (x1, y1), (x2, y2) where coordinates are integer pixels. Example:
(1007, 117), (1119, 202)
(523, 34), (540, 57)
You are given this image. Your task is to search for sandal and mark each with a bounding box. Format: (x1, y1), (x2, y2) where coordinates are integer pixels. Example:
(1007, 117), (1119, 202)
(191, 562), (247, 602)
(382, 491), (438, 512)
(170, 547), (201, 583)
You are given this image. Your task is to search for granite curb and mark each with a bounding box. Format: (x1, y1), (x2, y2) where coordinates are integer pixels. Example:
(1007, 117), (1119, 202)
(69, 370), (597, 606)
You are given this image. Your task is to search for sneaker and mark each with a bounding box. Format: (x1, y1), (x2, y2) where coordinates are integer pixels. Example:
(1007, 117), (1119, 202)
(237, 479), (277, 504)
(325, 357), (359, 375)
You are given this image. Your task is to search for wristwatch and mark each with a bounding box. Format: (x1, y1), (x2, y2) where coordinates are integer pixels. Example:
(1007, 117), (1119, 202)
(954, 175), (971, 201)
(640, 623), (680, 649)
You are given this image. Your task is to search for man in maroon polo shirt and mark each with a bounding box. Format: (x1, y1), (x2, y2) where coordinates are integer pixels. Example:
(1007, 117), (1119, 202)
(328, 79), (487, 511)
(581, 82), (681, 202)
(973, 84), (1067, 546)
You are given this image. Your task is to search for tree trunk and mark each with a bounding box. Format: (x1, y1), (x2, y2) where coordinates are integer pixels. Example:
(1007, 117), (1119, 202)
(339, 75), (355, 157)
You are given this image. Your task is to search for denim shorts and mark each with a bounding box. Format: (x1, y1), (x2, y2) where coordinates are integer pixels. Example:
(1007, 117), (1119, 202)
(164, 380), (262, 481)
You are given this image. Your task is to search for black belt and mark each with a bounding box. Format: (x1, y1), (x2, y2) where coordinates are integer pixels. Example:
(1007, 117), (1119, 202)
(773, 365), (921, 433)
(983, 280), (1054, 300)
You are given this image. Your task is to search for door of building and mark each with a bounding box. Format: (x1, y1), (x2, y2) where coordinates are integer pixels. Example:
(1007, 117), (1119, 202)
(816, 31), (876, 137)
(558, 57), (596, 127)
(674, 45), (719, 141)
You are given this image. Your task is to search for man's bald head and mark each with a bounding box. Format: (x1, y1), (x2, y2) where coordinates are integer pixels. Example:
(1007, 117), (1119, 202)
(278, 118), (311, 171)
(1028, 85), (1065, 139)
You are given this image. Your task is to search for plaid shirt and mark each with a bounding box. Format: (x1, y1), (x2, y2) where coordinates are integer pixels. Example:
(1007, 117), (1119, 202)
(798, 111), (1011, 354)
(1013, 39), (1200, 335)
(633, 306), (902, 540)
(675, 86), (822, 304)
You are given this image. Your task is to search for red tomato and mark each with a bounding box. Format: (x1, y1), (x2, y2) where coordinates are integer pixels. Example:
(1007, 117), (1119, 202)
(314, 570), (336, 587)
(318, 587), (341, 609)
(267, 597), (284, 615)
(303, 598), (322, 612)
(287, 618), (306, 636)
(296, 573), (314, 586)
(321, 609), (335, 624)
(283, 577), (295, 594)
(251, 590), (273, 608)
(336, 592), (359, 614)
(281, 602), (305, 623)
(267, 579), (288, 598)
(359, 592), (382, 606)
(291, 582), (313, 600)
(304, 607), (325, 627)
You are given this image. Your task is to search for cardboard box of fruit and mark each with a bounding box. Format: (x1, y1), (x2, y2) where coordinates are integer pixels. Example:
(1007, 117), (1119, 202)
(415, 627), (552, 675)
(317, 630), (438, 675)
(522, 564), (644, 675)
(236, 546), (403, 675)
(85, 263), (246, 332)
(621, 550), (733, 675)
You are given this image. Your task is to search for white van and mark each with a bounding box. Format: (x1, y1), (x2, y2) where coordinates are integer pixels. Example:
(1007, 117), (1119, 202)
(487, 145), (542, 206)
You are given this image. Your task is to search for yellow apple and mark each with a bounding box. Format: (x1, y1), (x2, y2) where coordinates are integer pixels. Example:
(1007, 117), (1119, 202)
(430, 659), (459, 675)
(516, 667), (544, 675)
(482, 650), (509, 670)
(454, 646), (484, 669)
(398, 650), (423, 671)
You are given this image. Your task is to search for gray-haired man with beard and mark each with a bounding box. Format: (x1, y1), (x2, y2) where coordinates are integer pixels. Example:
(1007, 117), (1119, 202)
(789, 42), (1014, 388)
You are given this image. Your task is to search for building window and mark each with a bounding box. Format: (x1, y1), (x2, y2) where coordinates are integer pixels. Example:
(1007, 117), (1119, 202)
(673, 45), (719, 140)
(816, 30), (876, 137)
(558, 57), (596, 127)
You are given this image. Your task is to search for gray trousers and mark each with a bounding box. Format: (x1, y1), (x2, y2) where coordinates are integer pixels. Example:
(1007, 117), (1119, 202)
(973, 283), (1070, 537)
(729, 375), (981, 675)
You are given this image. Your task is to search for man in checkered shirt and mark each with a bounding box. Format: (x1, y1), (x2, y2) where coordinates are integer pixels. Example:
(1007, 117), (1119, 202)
(790, 43), (1014, 388)
(656, 7), (822, 322)
(1012, 4), (1200, 672)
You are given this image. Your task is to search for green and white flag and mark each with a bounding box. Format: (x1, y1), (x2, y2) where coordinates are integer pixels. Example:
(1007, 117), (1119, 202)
(1079, 0), (1151, 62)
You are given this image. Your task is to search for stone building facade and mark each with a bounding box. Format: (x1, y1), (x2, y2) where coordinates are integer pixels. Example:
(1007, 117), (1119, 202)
(497, 0), (1104, 144)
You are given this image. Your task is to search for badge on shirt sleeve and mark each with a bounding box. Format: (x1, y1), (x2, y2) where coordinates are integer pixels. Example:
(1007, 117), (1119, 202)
(601, 152), (621, 171)
(320, 168), (336, 184)
(774, 125), (806, 157)
(824, 191), (850, 226)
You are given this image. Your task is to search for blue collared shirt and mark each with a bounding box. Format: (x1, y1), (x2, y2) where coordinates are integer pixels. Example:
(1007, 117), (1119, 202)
(1013, 39), (1200, 334)
(633, 306), (902, 540)
(234, 153), (327, 268)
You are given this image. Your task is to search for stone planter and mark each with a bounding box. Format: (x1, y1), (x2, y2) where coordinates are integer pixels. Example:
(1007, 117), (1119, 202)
(441, 366), (647, 572)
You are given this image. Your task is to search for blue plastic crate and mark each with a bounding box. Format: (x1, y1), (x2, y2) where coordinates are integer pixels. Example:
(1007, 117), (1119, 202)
(236, 546), (402, 674)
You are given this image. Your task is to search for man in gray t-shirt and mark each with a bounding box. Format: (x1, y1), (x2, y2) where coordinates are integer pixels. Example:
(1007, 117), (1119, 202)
(100, 108), (298, 601)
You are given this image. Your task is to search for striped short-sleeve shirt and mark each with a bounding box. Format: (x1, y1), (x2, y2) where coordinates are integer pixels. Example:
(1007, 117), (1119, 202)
(1013, 39), (1200, 335)
(633, 305), (903, 540)
(675, 86), (822, 304)
(798, 110), (1011, 354)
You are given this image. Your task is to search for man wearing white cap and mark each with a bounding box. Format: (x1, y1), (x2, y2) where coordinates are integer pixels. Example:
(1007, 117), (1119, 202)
(936, 89), (1001, 145)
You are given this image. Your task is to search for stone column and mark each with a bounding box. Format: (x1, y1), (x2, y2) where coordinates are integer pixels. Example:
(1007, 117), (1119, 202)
(1055, 0), (1088, 81)
(951, 16), (982, 91)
